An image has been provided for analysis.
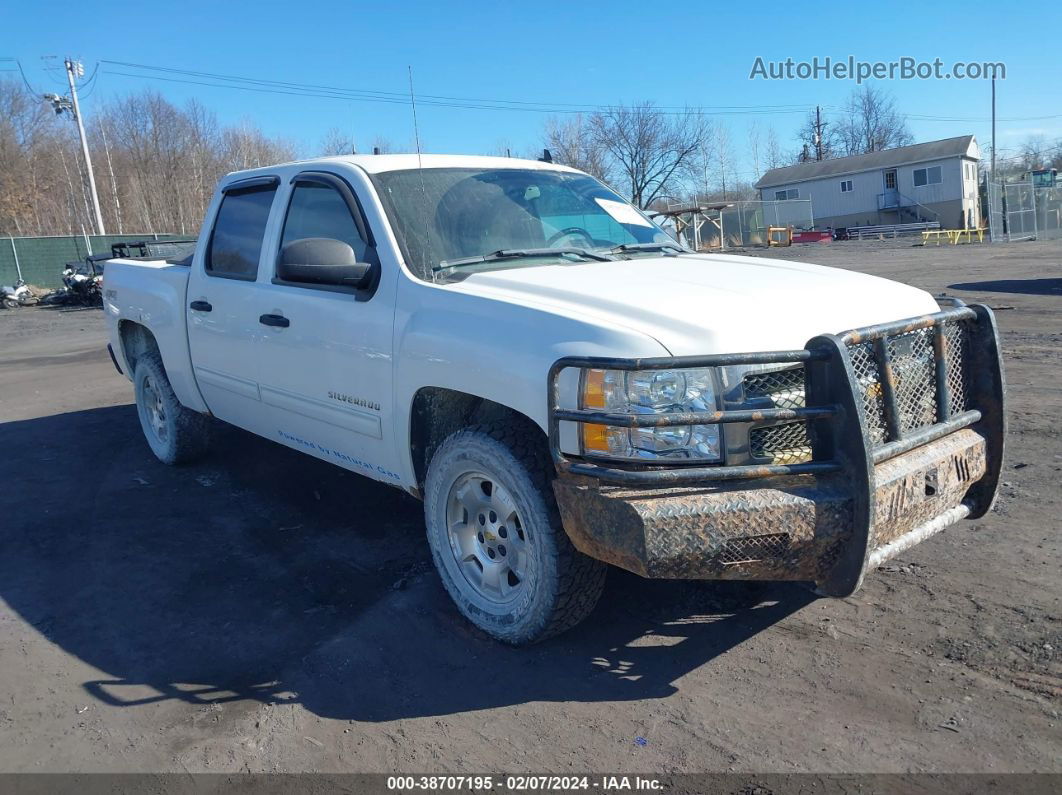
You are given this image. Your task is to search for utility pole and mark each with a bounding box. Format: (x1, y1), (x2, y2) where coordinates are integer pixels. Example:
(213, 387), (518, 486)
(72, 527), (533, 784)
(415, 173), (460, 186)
(990, 75), (996, 184)
(813, 106), (827, 161)
(64, 58), (106, 235)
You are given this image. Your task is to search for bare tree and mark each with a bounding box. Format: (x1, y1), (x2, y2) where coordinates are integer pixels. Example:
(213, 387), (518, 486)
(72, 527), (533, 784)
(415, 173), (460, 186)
(586, 103), (712, 208)
(712, 123), (736, 200)
(0, 79), (78, 235)
(318, 127), (356, 156)
(544, 114), (609, 182)
(764, 126), (786, 170)
(368, 136), (396, 154)
(747, 121), (763, 182)
(1017, 135), (1049, 171)
(834, 84), (913, 156)
(795, 106), (837, 161)
(0, 80), (303, 237)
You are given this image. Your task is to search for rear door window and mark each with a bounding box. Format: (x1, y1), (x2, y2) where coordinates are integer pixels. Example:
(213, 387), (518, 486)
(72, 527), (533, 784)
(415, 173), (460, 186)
(207, 183), (278, 279)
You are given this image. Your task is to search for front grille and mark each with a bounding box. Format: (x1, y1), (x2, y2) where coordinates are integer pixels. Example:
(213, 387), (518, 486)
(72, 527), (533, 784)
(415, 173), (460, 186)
(750, 421), (812, 465)
(744, 367), (813, 464)
(848, 321), (972, 446)
(744, 367), (806, 409)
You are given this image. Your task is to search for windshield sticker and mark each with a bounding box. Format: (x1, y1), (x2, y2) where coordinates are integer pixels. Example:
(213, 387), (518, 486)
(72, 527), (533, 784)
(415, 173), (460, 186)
(594, 198), (653, 228)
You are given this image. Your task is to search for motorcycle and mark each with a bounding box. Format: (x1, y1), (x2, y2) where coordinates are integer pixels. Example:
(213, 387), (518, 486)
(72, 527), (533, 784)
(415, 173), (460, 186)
(0, 279), (38, 309)
(61, 262), (104, 306)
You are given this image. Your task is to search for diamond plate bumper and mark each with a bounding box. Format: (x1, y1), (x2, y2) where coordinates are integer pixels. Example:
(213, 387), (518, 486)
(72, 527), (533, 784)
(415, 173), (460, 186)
(553, 427), (987, 588)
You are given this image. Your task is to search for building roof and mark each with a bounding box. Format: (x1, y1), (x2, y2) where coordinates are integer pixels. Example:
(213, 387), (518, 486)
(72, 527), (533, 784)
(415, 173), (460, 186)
(755, 135), (977, 189)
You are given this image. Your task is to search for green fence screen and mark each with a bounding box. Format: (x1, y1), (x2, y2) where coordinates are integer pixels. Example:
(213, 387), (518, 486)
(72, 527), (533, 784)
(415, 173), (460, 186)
(1, 234), (186, 289)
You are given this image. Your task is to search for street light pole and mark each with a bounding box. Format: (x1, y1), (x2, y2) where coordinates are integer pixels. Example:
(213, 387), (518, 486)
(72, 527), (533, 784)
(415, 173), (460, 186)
(65, 58), (106, 236)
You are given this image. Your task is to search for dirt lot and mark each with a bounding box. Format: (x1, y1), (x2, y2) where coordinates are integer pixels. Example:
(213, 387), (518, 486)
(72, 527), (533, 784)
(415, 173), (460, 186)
(0, 238), (1059, 775)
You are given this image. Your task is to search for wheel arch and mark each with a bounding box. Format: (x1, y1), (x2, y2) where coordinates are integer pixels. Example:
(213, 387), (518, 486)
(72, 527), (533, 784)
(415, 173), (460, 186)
(408, 387), (545, 494)
(116, 318), (209, 413)
(117, 320), (161, 377)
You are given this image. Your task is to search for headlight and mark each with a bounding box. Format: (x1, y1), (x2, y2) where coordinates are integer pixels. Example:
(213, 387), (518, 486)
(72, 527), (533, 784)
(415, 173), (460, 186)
(579, 368), (722, 462)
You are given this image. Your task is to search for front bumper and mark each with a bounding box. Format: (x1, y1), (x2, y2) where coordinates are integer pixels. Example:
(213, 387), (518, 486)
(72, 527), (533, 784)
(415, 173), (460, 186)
(554, 427), (984, 584)
(548, 303), (1005, 596)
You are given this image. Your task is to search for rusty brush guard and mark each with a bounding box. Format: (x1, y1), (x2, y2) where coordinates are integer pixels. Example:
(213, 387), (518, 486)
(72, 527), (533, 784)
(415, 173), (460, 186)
(547, 302), (1006, 597)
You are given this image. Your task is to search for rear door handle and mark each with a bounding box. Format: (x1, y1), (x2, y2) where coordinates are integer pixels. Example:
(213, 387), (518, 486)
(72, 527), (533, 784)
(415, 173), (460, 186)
(189, 300), (212, 312)
(259, 313), (290, 328)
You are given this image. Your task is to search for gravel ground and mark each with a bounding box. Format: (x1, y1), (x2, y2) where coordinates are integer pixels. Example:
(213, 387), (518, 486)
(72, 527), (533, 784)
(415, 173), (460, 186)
(0, 238), (1058, 775)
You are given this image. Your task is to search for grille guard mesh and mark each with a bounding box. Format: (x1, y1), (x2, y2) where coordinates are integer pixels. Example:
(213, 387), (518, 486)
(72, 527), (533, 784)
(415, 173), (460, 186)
(745, 319), (975, 465)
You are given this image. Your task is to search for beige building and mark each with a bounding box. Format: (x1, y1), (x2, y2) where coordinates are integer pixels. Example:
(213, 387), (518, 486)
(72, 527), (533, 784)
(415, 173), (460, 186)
(755, 136), (981, 231)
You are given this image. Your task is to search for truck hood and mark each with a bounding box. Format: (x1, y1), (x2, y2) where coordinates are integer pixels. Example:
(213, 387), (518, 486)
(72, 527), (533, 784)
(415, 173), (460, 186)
(457, 252), (941, 355)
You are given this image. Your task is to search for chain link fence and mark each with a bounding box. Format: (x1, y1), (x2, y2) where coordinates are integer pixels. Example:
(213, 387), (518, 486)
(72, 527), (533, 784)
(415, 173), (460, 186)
(1034, 184), (1062, 241)
(672, 199), (815, 250)
(986, 181), (1062, 243)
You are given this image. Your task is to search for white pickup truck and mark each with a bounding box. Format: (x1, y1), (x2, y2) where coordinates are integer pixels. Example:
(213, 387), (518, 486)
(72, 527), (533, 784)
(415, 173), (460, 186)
(103, 154), (1005, 644)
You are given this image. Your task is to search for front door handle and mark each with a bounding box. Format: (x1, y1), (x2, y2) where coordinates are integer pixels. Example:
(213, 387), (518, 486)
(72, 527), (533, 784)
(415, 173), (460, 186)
(259, 313), (290, 328)
(189, 300), (212, 312)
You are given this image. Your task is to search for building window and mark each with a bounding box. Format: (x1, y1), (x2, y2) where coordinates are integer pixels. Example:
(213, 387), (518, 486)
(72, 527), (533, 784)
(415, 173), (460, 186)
(913, 166), (942, 187)
(840, 180), (853, 193)
(774, 189), (799, 200)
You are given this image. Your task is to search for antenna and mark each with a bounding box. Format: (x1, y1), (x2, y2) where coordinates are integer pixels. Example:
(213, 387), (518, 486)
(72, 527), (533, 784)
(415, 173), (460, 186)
(408, 66), (434, 282)
(408, 65), (423, 164)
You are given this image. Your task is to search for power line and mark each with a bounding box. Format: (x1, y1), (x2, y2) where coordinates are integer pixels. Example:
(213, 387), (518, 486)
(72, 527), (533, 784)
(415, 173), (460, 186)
(808, 102), (1062, 124)
(100, 60), (813, 116)
(990, 143), (1062, 164)
(103, 59), (814, 110)
(15, 59), (39, 95)
(76, 63), (101, 99)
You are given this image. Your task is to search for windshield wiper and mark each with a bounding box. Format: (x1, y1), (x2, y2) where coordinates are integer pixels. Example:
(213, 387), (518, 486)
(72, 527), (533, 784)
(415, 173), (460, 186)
(434, 247), (614, 271)
(610, 242), (686, 255)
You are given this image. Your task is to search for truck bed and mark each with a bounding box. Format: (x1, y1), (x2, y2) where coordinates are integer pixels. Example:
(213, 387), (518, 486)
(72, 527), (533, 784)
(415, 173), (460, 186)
(103, 258), (206, 413)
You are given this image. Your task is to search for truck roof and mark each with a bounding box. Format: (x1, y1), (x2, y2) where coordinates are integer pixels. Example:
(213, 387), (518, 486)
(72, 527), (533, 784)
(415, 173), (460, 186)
(223, 153), (581, 183)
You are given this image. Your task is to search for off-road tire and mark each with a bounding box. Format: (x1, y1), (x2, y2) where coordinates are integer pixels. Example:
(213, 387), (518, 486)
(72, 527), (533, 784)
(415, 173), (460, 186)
(424, 419), (607, 645)
(133, 351), (211, 465)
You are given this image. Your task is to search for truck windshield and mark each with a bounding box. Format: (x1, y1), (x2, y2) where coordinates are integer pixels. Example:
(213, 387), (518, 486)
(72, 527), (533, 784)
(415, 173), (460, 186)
(372, 167), (679, 280)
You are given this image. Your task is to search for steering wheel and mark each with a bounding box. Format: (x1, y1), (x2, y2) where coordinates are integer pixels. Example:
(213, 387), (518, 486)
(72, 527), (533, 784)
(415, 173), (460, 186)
(547, 227), (596, 248)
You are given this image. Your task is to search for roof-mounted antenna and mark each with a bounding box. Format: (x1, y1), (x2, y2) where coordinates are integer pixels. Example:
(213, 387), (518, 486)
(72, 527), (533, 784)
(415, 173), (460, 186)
(538, 148), (553, 163)
(408, 65), (434, 282)
(408, 65), (424, 164)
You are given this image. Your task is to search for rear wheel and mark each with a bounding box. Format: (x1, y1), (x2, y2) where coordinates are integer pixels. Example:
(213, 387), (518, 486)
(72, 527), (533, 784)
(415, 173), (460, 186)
(133, 352), (211, 465)
(424, 420), (606, 645)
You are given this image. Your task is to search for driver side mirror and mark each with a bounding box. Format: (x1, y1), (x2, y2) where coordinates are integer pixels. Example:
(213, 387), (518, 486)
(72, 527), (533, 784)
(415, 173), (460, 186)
(277, 237), (373, 288)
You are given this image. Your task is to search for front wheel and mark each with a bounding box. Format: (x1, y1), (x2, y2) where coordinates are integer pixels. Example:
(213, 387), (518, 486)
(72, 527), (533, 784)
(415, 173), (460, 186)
(133, 351), (211, 465)
(423, 421), (606, 645)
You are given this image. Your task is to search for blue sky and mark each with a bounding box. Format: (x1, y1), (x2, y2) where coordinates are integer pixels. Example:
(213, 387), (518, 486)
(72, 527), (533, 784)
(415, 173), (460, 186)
(3, 0), (1060, 180)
